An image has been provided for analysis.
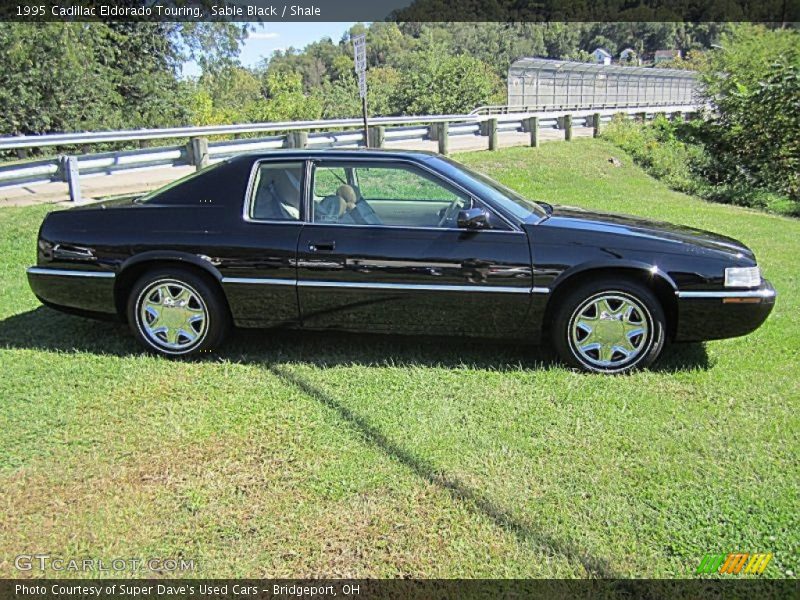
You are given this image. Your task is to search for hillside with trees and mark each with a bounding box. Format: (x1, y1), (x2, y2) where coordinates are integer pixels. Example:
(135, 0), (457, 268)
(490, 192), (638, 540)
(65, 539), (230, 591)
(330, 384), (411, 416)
(0, 21), (740, 135)
(193, 22), (737, 124)
(1, 21), (796, 214)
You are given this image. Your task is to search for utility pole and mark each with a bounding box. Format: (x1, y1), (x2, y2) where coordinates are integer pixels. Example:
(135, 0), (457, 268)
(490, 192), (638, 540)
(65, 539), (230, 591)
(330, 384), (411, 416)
(352, 33), (369, 148)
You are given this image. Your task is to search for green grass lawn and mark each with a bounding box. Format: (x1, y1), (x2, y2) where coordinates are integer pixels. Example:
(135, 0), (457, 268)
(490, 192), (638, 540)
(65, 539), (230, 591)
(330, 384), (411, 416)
(0, 139), (797, 579)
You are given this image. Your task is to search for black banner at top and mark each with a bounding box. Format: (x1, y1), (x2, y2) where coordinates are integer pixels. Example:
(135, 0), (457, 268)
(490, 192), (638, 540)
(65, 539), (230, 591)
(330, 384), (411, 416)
(1, 0), (798, 23)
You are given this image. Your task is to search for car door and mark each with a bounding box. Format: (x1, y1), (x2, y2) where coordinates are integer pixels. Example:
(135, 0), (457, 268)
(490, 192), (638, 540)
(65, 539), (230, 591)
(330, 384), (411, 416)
(218, 158), (305, 328)
(296, 158), (533, 338)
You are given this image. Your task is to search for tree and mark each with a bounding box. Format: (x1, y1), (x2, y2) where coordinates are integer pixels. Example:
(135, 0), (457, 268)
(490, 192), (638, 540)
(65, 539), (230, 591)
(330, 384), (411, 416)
(320, 67), (402, 119)
(392, 48), (503, 115)
(700, 25), (800, 201)
(0, 21), (247, 137)
(0, 23), (122, 135)
(245, 72), (322, 122)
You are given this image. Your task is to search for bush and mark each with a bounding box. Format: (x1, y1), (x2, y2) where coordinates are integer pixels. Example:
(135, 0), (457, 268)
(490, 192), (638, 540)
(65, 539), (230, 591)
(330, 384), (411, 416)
(391, 48), (504, 115)
(700, 25), (800, 204)
(602, 115), (708, 196)
(602, 115), (795, 215)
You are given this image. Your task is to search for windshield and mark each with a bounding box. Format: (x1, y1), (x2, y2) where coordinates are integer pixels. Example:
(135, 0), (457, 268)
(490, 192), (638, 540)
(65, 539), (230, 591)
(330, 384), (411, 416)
(435, 156), (549, 221)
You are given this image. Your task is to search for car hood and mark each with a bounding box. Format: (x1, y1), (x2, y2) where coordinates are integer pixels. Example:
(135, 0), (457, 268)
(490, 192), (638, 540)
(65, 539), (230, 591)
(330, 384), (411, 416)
(541, 205), (755, 260)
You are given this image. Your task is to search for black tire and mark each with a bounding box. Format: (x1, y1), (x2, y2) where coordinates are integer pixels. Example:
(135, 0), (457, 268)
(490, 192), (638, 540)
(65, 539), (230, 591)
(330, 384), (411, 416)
(126, 267), (229, 357)
(551, 278), (666, 374)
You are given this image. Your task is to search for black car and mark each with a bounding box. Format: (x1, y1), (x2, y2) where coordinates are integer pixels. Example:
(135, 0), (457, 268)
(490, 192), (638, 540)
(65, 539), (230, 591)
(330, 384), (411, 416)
(27, 150), (776, 373)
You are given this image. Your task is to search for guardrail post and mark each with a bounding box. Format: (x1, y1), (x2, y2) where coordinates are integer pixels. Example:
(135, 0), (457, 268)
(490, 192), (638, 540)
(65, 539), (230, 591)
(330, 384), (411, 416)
(637, 111), (647, 123)
(592, 113), (601, 138)
(488, 118), (498, 151)
(438, 122), (449, 155)
(564, 115), (573, 141)
(189, 136), (209, 170)
(428, 123), (439, 142)
(59, 155), (82, 202)
(524, 116), (539, 147)
(368, 126), (385, 149)
(285, 130), (307, 149)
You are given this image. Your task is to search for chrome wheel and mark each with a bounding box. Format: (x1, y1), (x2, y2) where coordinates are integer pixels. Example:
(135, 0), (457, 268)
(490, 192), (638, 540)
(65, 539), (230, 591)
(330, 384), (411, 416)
(569, 292), (651, 370)
(136, 279), (208, 353)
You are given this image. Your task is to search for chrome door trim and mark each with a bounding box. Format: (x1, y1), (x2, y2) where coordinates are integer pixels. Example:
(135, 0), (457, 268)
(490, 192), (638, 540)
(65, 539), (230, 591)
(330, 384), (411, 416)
(220, 275), (544, 294)
(298, 280), (531, 293)
(221, 277), (296, 286)
(27, 267), (115, 279)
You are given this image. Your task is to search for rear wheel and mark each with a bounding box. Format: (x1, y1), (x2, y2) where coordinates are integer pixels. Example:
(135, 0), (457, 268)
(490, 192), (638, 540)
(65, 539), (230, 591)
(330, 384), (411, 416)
(552, 279), (666, 374)
(127, 268), (229, 357)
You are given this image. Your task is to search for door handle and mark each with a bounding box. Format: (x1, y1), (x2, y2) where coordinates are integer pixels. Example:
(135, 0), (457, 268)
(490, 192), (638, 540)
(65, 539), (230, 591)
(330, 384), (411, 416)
(308, 241), (336, 252)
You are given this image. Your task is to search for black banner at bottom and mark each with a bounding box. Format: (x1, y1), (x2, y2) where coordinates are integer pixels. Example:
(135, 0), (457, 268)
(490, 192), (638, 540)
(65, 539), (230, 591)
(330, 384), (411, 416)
(1, 580), (798, 600)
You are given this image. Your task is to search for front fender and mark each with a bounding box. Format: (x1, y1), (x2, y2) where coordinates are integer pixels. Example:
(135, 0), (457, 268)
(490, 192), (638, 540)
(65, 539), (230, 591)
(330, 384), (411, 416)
(547, 259), (679, 293)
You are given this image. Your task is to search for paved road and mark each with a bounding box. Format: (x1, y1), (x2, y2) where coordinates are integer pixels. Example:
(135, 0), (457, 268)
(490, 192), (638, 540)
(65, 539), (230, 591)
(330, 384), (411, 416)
(0, 126), (594, 207)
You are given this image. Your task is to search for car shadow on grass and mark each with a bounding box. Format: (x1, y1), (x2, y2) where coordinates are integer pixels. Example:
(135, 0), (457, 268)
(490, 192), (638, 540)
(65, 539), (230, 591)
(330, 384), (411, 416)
(0, 306), (711, 373)
(268, 362), (621, 578)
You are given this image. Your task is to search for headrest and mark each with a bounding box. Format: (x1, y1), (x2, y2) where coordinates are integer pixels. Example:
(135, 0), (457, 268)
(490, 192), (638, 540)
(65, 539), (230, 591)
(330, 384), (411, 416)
(336, 184), (358, 216)
(337, 184), (357, 205)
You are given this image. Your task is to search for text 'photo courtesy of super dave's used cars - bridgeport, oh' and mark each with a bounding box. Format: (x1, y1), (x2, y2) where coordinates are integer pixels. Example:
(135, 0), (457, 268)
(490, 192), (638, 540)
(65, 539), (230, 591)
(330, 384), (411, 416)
(26, 149), (776, 374)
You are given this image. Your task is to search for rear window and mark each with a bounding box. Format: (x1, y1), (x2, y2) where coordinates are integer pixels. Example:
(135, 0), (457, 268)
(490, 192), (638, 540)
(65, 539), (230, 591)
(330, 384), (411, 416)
(136, 162), (226, 204)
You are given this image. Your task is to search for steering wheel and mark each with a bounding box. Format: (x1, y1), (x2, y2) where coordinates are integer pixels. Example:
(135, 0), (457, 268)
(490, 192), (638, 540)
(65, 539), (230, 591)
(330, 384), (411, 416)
(437, 200), (462, 228)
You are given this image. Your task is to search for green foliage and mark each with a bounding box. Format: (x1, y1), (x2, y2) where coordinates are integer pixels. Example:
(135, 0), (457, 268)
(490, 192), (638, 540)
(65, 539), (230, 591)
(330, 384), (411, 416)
(0, 23), (122, 134)
(0, 22), (246, 138)
(700, 25), (800, 202)
(319, 68), (402, 119)
(246, 72), (322, 123)
(602, 115), (708, 196)
(602, 25), (800, 215)
(602, 114), (796, 215)
(262, 21), (744, 105)
(391, 48), (503, 115)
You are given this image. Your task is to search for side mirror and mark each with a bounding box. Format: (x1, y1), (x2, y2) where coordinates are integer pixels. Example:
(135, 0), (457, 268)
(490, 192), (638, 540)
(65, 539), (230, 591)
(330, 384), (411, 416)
(457, 208), (491, 229)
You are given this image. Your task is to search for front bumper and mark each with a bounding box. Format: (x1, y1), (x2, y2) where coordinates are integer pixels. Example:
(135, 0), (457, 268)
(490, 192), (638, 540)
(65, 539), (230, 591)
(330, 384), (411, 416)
(674, 280), (776, 342)
(27, 266), (117, 316)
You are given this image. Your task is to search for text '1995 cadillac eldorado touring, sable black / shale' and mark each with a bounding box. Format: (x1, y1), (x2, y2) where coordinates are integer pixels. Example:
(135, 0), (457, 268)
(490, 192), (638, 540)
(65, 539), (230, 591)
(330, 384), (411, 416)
(27, 150), (776, 373)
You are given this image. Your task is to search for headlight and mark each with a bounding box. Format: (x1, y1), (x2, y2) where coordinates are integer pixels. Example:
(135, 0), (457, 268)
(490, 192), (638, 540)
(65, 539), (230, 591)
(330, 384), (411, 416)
(724, 266), (761, 288)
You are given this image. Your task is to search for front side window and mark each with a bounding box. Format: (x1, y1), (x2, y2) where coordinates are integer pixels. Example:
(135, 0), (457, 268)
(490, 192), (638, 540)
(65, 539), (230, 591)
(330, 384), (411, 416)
(248, 161), (304, 221)
(311, 162), (487, 229)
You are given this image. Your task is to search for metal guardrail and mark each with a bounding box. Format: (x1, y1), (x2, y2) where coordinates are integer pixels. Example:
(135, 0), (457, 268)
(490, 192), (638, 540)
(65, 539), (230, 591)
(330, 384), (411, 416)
(0, 114), (481, 151)
(0, 104), (700, 201)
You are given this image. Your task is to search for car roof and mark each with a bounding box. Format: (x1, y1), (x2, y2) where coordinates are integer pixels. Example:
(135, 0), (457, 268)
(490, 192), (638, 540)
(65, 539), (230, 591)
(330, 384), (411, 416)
(229, 148), (442, 163)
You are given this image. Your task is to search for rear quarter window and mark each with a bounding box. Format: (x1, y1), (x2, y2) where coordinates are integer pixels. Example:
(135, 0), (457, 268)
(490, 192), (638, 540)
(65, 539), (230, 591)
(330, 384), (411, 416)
(138, 159), (250, 207)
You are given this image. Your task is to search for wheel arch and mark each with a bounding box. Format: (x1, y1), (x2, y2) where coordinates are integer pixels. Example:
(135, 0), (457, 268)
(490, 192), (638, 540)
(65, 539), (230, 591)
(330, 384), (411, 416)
(114, 252), (228, 321)
(542, 262), (678, 340)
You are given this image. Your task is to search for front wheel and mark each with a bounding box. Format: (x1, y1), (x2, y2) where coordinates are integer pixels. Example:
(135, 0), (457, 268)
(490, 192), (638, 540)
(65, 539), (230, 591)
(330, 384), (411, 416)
(127, 268), (229, 357)
(552, 279), (666, 374)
